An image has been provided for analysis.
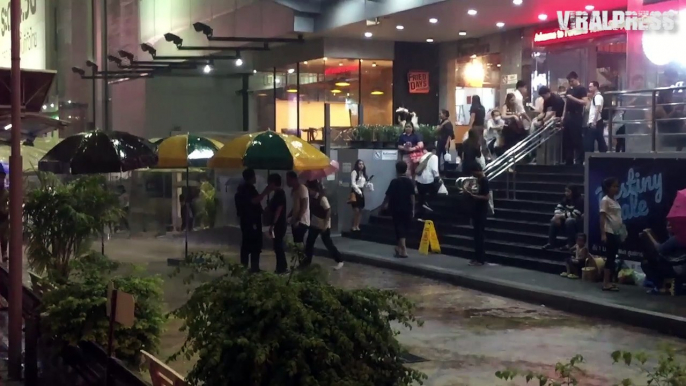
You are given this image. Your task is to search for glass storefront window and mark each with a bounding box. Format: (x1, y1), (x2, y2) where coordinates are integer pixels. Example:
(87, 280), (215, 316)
(455, 54), (501, 125)
(251, 71), (275, 132)
(360, 60), (393, 125)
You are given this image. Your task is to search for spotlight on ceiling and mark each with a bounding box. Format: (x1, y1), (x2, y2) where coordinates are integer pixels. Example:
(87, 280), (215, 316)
(203, 64), (213, 74)
(140, 43), (157, 56)
(193, 22), (214, 37)
(364, 31), (373, 38)
(235, 58), (243, 66)
(585, 5), (594, 10)
(85, 60), (98, 69)
(429, 18), (438, 23)
(538, 13), (548, 20)
(164, 33), (183, 47)
(396, 25), (404, 30)
(459, 31), (467, 36)
(372, 62), (377, 67)
(513, 0), (522, 4)
(118, 50), (135, 60)
(426, 38), (434, 43)
(107, 55), (123, 65)
(288, 68), (295, 74)
(496, 22), (505, 28)
(467, 9), (477, 15)
(71, 67), (86, 76)
(253, 69), (257, 73)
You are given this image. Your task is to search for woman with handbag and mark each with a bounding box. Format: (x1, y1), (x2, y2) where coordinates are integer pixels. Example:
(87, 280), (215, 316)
(349, 159), (374, 231)
(397, 122), (424, 178)
(600, 177), (624, 291)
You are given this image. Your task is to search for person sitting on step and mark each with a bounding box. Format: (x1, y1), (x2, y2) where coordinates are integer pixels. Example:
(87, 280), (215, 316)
(543, 185), (583, 251)
(561, 233), (589, 280)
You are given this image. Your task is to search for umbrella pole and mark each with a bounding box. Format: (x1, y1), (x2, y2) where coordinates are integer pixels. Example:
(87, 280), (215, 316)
(185, 166), (189, 259)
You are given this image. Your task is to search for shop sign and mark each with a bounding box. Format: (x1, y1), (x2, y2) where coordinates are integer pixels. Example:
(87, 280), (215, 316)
(407, 71), (429, 94)
(324, 65), (358, 76)
(0, 0), (46, 70)
(533, 25), (622, 46)
(505, 74), (518, 84)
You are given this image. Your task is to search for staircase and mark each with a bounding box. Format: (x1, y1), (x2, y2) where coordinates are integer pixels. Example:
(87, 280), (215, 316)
(344, 164), (584, 274)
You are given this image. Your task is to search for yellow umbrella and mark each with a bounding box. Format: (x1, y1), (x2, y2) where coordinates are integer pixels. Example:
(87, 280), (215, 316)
(209, 131), (330, 171)
(157, 134), (223, 168)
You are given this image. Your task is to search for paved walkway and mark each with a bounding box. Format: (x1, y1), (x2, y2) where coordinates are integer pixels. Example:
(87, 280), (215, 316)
(174, 226), (686, 338)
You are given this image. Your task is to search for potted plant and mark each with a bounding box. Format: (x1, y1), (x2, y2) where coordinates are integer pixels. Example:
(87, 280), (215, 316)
(354, 125), (374, 148)
(417, 124), (437, 149)
(382, 125), (400, 148)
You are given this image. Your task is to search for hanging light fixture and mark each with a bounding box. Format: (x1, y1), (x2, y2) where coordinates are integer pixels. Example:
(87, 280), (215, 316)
(335, 79), (350, 87)
(331, 89), (342, 94)
(371, 89), (384, 95)
(286, 86), (298, 93)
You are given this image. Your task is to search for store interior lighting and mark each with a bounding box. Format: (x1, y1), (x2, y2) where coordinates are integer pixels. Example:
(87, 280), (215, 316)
(287, 87), (298, 93)
(467, 9), (477, 15)
(331, 89), (342, 94)
(513, 0), (522, 4)
(585, 5), (594, 10)
(203, 64), (213, 73)
(371, 90), (384, 95)
(459, 31), (467, 36)
(429, 18), (438, 23)
(235, 58), (243, 66)
(335, 80), (351, 87)
(396, 25), (404, 30)
(538, 14), (547, 20)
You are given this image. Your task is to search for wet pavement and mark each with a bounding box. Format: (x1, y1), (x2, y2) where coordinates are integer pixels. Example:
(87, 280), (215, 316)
(87, 237), (686, 384)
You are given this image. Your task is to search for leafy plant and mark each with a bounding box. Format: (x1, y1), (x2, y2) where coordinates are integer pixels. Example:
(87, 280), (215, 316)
(381, 125), (401, 143)
(496, 355), (584, 386)
(612, 348), (686, 385)
(24, 174), (122, 282)
(170, 250), (426, 386)
(416, 124), (437, 147)
(354, 124), (375, 142)
(40, 251), (165, 366)
(199, 181), (219, 228)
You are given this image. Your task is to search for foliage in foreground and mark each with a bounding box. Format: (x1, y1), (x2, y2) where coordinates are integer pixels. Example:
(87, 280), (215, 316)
(496, 348), (686, 386)
(170, 250), (427, 386)
(40, 252), (165, 366)
(24, 174), (122, 281)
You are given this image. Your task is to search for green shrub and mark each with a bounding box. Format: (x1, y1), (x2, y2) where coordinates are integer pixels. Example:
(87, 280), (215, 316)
(170, 250), (426, 386)
(40, 252), (165, 366)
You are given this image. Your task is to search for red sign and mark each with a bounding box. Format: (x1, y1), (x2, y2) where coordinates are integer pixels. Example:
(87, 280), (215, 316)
(408, 71), (429, 94)
(533, 26), (623, 46)
(324, 65), (358, 76)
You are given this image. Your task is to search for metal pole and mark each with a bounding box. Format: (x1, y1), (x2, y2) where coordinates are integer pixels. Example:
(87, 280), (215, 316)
(607, 95), (613, 153)
(8, 0), (24, 379)
(324, 103), (331, 156)
(242, 74), (249, 132)
(91, 0), (97, 129)
(296, 62), (300, 139)
(651, 90), (657, 153)
(102, 0), (110, 132)
(272, 67), (276, 131)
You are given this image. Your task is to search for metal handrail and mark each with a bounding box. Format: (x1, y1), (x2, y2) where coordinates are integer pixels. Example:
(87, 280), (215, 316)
(484, 119), (558, 175)
(487, 120), (561, 182)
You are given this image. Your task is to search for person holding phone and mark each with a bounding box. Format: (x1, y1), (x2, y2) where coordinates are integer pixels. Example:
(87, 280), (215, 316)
(350, 159), (374, 231)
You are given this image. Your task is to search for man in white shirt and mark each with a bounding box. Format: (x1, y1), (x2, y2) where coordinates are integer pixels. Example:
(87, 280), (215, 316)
(514, 80), (527, 115)
(415, 146), (440, 215)
(587, 80), (608, 153)
(286, 171), (310, 244)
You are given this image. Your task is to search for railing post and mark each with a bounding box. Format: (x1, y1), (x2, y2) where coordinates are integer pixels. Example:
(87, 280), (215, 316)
(651, 90), (657, 153)
(608, 95), (614, 153)
(505, 166), (510, 199)
(512, 155), (517, 200)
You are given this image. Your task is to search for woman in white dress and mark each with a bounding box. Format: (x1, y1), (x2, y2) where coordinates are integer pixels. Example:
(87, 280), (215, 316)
(350, 159), (373, 231)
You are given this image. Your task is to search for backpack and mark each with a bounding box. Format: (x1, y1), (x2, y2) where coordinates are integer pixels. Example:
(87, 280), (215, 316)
(592, 93), (610, 121)
(415, 153), (433, 176)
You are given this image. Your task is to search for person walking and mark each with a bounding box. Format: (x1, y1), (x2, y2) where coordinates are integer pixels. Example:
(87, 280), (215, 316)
(600, 177), (623, 291)
(587, 80), (608, 153)
(235, 168), (271, 272)
(563, 72), (588, 165)
(304, 180), (344, 270)
(286, 171), (310, 244)
(383, 161), (416, 258)
(465, 164), (491, 266)
(350, 159), (373, 231)
(415, 145), (440, 216)
(437, 109), (454, 173)
(266, 173), (288, 274)
(468, 95), (491, 160)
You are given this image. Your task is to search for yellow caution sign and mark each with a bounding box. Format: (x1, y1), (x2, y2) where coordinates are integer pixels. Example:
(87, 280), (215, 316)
(418, 220), (441, 255)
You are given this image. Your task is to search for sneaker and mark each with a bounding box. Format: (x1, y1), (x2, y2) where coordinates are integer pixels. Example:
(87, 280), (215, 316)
(560, 272), (569, 277)
(567, 274), (579, 279)
(333, 262), (344, 270)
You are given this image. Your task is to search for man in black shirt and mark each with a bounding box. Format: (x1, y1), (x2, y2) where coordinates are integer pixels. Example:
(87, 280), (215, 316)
(235, 168), (272, 272)
(383, 161), (416, 258)
(266, 173), (288, 273)
(465, 164), (490, 266)
(563, 72), (588, 165)
(538, 86), (566, 123)
(437, 109), (454, 173)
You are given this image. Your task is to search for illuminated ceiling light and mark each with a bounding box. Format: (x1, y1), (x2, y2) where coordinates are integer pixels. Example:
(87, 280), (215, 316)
(203, 64), (212, 73)
(235, 58), (243, 66)
(585, 5), (594, 11)
(3, 124), (11, 130)
(331, 89), (342, 94)
(497, 64), (501, 67)
(396, 25), (404, 30)
(253, 69), (257, 73)
(339, 62), (343, 66)
(459, 31), (467, 36)
(335, 81), (351, 87)
(371, 90), (384, 95)
(470, 54), (477, 59)
(286, 87), (298, 93)
(287, 68), (295, 74)
(364, 31), (373, 38)
(42, 105), (47, 110)
(50, 103), (55, 108)
(372, 62), (377, 67)
(68, 116), (72, 119)
(304, 61), (308, 64)
(323, 57), (327, 61)
(67, 100), (72, 104)
(426, 38), (434, 43)
(467, 9), (477, 15)
(538, 14), (547, 20)
(513, 0), (522, 4)
(257, 93), (267, 97)
(496, 22), (505, 28)
(429, 18), (438, 23)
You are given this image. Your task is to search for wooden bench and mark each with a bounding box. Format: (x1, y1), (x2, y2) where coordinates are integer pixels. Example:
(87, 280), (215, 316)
(141, 350), (188, 386)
